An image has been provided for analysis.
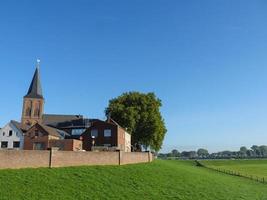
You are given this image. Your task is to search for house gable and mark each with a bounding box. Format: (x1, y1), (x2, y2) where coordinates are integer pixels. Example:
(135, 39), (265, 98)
(0, 121), (24, 149)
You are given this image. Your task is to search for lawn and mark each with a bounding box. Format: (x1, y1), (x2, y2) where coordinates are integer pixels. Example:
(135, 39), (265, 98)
(0, 160), (267, 200)
(200, 159), (267, 180)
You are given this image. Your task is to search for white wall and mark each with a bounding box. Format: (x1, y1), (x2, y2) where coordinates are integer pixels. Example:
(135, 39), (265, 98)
(0, 122), (24, 149)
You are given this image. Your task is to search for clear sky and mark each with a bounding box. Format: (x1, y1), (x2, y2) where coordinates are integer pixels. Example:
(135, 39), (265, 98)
(1, 0), (267, 153)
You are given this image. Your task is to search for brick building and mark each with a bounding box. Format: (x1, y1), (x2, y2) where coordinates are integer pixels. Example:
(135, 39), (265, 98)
(21, 62), (89, 139)
(24, 123), (82, 151)
(81, 118), (131, 152)
(6, 61), (131, 152)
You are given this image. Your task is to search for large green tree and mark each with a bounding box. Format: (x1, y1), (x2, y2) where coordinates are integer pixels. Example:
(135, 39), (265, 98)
(105, 92), (167, 151)
(197, 148), (209, 157)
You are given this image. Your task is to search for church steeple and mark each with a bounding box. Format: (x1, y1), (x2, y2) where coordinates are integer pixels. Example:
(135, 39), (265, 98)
(24, 60), (43, 99)
(21, 60), (45, 126)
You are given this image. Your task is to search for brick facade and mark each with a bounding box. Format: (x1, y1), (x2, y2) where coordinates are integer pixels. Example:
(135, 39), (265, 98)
(21, 98), (44, 126)
(24, 123), (81, 151)
(24, 123), (60, 150)
(81, 120), (131, 152)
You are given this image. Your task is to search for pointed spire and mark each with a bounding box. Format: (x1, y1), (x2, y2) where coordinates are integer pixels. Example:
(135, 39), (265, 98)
(24, 60), (44, 99)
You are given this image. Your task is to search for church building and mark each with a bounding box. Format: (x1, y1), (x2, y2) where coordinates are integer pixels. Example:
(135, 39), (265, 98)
(1, 60), (131, 152)
(21, 65), (44, 126)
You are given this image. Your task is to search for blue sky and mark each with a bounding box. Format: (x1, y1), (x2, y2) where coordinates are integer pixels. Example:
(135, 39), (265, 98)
(1, 1), (267, 153)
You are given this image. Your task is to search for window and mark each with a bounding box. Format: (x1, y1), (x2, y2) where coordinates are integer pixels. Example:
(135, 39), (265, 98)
(1, 141), (8, 148)
(13, 141), (20, 148)
(3, 132), (5, 136)
(33, 142), (45, 150)
(34, 102), (41, 117)
(26, 106), (32, 117)
(91, 129), (98, 138)
(103, 144), (111, 147)
(9, 130), (13, 137)
(104, 129), (111, 137)
(35, 130), (39, 137)
(72, 129), (86, 136)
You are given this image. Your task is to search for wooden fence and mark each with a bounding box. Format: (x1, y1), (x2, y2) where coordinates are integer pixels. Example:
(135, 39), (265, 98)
(195, 160), (266, 184)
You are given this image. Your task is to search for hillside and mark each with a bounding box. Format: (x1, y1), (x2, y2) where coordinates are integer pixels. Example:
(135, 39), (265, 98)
(0, 160), (266, 200)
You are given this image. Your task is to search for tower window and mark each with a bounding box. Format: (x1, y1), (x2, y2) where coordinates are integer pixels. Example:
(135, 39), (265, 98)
(25, 101), (32, 117)
(26, 107), (32, 117)
(34, 108), (40, 117)
(34, 101), (41, 117)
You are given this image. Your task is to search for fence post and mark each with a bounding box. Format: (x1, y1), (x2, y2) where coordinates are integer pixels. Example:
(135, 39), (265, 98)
(148, 151), (151, 163)
(49, 147), (59, 168)
(49, 148), (53, 168)
(118, 150), (122, 166)
(49, 149), (52, 168)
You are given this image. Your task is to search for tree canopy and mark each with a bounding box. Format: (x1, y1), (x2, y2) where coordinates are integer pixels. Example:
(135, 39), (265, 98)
(197, 148), (209, 157)
(158, 145), (267, 159)
(105, 92), (167, 151)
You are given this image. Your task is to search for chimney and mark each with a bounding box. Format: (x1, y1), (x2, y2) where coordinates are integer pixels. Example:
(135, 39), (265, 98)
(107, 113), (111, 123)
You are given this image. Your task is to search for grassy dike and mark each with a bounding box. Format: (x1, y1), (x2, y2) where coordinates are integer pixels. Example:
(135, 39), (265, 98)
(0, 160), (267, 200)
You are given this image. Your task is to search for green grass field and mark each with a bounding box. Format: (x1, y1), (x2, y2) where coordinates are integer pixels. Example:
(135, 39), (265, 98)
(201, 159), (267, 180)
(0, 160), (267, 200)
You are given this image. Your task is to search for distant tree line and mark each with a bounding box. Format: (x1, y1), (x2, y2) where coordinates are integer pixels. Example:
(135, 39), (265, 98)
(157, 145), (267, 159)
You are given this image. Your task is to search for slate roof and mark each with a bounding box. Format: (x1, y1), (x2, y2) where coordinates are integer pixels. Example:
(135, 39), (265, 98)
(24, 67), (43, 99)
(10, 120), (30, 132)
(46, 117), (99, 129)
(106, 118), (128, 132)
(42, 114), (84, 126)
(34, 123), (70, 138)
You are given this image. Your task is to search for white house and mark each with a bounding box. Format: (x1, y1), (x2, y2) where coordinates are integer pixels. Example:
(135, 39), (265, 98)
(0, 120), (27, 149)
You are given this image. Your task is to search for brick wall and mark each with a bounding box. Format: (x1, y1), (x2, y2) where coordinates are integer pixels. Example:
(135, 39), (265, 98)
(121, 152), (152, 165)
(0, 150), (153, 169)
(49, 139), (82, 151)
(51, 151), (119, 167)
(0, 150), (50, 169)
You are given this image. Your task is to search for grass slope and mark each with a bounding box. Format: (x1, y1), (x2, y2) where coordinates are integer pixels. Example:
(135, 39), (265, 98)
(0, 160), (267, 200)
(201, 159), (267, 179)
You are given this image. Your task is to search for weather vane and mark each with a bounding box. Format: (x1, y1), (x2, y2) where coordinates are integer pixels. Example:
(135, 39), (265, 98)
(36, 59), (41, 68)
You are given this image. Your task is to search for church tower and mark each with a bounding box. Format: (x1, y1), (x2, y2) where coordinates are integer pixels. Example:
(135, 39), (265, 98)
(21, 61), (44, 126)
